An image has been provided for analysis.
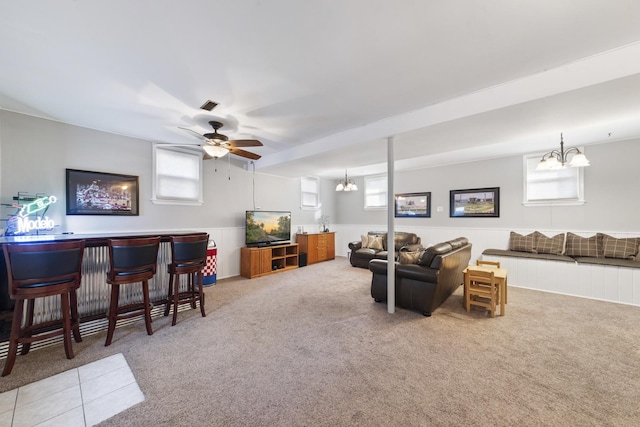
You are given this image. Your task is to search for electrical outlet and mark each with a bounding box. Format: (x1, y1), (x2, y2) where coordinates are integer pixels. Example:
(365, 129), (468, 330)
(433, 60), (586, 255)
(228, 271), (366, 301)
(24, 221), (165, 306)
(436, 206), (443, 212)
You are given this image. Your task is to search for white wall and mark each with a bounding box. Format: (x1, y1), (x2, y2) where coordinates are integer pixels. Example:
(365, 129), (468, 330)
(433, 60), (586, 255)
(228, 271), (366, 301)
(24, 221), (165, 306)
(2, 109), (638, 279)
(335, 138), (640, 249)
(0, 110), (336, 278)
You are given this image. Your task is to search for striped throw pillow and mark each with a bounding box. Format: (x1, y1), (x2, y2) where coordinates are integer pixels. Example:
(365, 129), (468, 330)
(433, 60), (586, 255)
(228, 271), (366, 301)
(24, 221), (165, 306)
(534, 232), (565, 255)
(509, 231), (537, 253)
(599, 233), (640, 260)
(564, 232), (602, 258)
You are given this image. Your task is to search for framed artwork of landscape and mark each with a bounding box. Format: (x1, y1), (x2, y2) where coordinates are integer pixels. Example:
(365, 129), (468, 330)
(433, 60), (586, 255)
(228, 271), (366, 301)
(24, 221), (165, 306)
(66, 169), (139, 215)
(395, 192), (431, 218)
(450, 187), (500, 218)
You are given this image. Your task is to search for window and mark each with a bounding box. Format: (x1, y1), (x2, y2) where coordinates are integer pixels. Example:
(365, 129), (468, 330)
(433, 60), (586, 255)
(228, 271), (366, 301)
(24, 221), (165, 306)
(365, 174), (387, 209)
(301, 176), (320, 209)
(153, 145), (203, 205)
(523, 153), (585, 206)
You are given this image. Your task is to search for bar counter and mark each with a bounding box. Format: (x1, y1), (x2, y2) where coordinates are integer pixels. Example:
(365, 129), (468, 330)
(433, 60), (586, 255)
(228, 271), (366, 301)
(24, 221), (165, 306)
(0, 231), (203, 326)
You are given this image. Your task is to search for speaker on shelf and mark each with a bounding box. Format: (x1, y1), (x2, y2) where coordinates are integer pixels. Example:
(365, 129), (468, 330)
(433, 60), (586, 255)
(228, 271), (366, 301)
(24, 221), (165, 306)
(299, 253), (307, 267)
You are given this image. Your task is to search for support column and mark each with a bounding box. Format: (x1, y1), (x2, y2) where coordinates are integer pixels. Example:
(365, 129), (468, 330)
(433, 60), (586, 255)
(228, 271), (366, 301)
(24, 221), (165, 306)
(387, 136), (395, 314)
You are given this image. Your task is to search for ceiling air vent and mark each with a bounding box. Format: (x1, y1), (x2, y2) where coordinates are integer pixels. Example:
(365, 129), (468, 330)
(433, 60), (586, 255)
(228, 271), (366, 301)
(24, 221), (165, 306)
(200, 100), (218, 111)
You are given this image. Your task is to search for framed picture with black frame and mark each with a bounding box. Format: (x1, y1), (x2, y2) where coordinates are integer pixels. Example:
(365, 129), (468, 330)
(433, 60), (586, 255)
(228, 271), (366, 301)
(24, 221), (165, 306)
(395, 192), (431, 218)
(450, 187), (500, 218)
(66, 169), (139, 216)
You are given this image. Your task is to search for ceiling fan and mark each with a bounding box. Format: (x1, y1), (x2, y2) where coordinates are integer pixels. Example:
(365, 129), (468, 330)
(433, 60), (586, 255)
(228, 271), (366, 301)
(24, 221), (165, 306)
(179, 120), (263, 160)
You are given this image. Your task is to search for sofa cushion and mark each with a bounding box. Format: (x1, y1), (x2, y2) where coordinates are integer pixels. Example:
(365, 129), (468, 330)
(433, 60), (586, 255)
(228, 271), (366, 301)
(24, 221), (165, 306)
(398, 250), (423, 265)
(360, 235), (370, 248)
(599, 233), (640, 260)
(418, 242), (452, 267)
(355, 248), (378, 257)
(509, 231), (537, 253)
(482, 248), (575, 263)
(534, 232), (565, 255)
(565, 232), (602, 258)
(574, 256), (640, 268)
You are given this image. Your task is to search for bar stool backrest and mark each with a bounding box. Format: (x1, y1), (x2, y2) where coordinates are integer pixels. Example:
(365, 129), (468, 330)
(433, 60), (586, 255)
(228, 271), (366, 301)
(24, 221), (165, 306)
(3, 240), (85, 297)
(170, 234), (208, 272)
(108, 237), (160, 282)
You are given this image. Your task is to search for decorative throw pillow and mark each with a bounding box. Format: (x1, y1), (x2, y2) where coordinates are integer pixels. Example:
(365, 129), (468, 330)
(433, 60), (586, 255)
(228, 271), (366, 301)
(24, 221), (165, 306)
(534, 232), (565, 255)
(564, 232), (602, 258)
(599, 233), (640, 260)
(368, 235), (384, 251)
(398, 251), (423, 265)
(509, 231), (537, 253)
(360, 235), (370, 248)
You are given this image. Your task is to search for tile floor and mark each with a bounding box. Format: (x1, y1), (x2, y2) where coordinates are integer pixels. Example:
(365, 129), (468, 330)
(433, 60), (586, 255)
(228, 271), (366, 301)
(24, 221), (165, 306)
(0, 353), (144, 427)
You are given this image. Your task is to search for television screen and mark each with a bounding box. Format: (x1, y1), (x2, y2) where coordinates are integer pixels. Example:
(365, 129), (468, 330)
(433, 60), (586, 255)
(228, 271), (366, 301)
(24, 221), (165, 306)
(245, 210), (291, 247)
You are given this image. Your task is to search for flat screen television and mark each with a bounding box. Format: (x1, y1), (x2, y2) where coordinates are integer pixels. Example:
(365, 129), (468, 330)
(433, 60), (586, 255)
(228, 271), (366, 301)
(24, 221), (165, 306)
(245, 210), (291, 247)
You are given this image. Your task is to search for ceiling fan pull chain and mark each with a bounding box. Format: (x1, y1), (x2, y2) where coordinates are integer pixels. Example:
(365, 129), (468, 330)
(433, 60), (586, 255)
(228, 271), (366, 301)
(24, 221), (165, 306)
(228, 154), (231, 180)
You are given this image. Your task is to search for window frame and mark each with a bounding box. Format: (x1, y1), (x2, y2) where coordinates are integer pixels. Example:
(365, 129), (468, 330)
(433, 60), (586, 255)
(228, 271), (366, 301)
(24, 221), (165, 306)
(152, 144), (204, 206)
(364, 174), (388, 210)
(300, 176), (320, 209)
(522, 152), (586, 206)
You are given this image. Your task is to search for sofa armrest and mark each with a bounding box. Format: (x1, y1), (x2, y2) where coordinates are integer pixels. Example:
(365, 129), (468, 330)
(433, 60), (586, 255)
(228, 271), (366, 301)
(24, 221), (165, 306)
(396, 264), (439, 282)
(369, 258), (392, 274)
(348, 241), (363, 251)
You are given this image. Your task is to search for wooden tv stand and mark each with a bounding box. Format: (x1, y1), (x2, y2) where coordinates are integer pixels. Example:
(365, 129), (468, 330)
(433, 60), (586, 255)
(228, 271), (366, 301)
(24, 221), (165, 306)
(240, 243), (299, 279)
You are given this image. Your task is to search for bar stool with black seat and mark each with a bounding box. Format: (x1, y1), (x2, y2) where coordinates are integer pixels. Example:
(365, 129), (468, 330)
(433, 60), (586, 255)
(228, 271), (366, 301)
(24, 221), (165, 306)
(164, 233), (209, 326)
(105, 236), (160, 346)
(2, 240), (85, 377)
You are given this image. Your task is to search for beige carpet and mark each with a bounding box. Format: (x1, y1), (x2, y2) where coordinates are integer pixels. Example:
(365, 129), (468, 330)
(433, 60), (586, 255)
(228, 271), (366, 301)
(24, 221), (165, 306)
(2, 258), (639, 426)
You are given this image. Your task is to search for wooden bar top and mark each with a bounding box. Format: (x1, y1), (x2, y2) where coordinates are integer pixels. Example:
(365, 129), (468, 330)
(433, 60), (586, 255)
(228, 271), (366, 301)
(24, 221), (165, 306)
(0, 230), (204, 247)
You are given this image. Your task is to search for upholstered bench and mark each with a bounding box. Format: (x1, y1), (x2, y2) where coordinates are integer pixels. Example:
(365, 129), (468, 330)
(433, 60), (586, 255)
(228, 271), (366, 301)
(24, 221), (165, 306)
(482, 231), (640, 307)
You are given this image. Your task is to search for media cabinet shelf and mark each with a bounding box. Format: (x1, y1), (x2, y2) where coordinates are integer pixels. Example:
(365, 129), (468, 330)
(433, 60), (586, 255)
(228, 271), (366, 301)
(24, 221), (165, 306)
(240, 243), (299, 279)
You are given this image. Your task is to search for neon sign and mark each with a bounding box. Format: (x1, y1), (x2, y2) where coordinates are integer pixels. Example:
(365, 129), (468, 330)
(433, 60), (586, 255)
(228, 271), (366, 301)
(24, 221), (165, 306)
(18, 196), (57, 217)
(17, 216), (55, 233)
(5, 194), (58, 235)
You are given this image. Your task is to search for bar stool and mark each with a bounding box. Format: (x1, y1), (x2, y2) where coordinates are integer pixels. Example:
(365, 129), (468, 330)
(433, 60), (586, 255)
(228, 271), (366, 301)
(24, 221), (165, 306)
(164, 233), (208, 326)
(105, 237), (160, 346)
(2, 240), (85, 377)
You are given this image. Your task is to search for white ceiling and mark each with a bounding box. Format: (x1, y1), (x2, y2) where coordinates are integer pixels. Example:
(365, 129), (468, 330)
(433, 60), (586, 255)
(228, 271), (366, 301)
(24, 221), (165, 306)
(1, 1), (640, 179)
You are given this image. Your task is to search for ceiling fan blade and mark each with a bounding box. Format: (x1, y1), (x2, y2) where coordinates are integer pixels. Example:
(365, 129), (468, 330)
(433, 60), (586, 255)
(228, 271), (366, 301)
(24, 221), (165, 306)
(229, 147), (261, 160)
(227, 139), (263, 148)
(179, 126), (211, 143)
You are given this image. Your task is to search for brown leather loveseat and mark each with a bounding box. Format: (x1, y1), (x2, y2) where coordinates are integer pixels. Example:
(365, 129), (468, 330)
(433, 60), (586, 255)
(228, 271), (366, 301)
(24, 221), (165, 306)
(369, 237), (471, 316)
(348, 231), (423, 268)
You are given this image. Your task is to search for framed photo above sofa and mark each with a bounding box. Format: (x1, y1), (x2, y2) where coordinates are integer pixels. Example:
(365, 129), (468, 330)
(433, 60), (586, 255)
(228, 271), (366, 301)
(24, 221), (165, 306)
(450, 187), (499, 218)
(66, 169), (139, 216)
(395, 192), (431, 218)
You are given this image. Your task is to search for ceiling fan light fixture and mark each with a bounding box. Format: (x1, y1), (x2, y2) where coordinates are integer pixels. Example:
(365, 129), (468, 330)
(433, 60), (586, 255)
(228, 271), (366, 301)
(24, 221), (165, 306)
(202, 145), (229, 158)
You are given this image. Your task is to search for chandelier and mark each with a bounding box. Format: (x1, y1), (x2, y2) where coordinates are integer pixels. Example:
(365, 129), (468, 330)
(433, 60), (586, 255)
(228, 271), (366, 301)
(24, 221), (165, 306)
(335, 170), (358, 192)
(536, 133), (590, 170)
